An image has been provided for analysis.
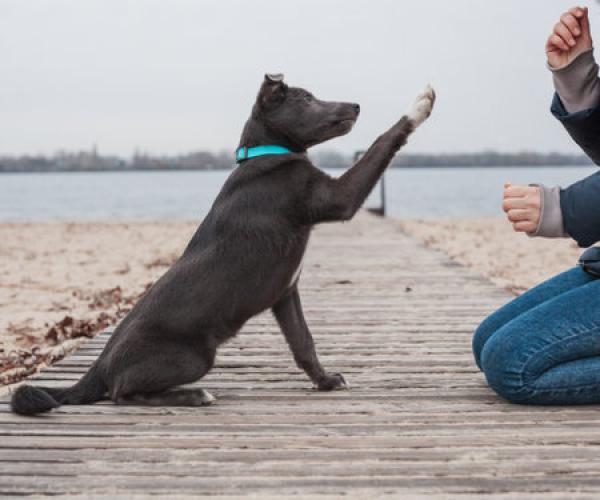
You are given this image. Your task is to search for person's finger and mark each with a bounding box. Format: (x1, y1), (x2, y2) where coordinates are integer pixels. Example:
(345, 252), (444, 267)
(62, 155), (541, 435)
(568, 6), (586, 19)
(548, 33), (569, 52)
(503, 197), (527, 212)
(504, 182), (512, 189)
(507, 209), (531, 222)
(504, 185), (529, 198)
(513, 221), (536, 233)
(554, 22), (577, 46)
(560, 13), (582, 37)
(579, 7), (593, 43)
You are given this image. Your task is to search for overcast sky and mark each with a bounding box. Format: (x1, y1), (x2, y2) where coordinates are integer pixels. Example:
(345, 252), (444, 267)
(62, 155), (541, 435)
(0, 0), (596, 157)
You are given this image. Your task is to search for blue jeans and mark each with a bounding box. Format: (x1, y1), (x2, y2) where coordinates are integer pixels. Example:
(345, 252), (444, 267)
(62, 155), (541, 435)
(473, 266), (600, 405)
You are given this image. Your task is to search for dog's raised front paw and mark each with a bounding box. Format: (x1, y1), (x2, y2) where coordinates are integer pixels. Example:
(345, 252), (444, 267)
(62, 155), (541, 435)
(407, 85), (436, 128)
(316, 373), (349, 391)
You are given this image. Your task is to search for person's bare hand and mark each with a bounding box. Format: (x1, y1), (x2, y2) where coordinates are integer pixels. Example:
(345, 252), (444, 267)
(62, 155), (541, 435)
(546, 6), (593, 69)
(502, 183), (541, 234)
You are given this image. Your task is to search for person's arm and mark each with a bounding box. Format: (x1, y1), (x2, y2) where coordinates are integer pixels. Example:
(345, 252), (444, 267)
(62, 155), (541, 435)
(551, 62), (600, 165)
(560, 171), (600, 247)
(528, 185), (568, 238)
(547, 6), (600, 246)
(547, 7), (600, 163)
(504, 6), (600, 247)
(551, 49), (600, 113)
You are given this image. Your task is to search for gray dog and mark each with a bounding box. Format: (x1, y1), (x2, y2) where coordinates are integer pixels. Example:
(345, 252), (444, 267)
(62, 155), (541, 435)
(11, 74), (435, 415)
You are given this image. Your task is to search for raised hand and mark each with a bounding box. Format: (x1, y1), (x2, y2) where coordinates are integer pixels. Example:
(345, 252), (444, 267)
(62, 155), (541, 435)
(546, 6), (593, 69)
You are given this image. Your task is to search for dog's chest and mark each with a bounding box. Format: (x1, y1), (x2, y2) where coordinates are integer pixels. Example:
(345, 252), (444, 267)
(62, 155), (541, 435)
(288, 257), (304, 287)
(287, 234), (310, 288)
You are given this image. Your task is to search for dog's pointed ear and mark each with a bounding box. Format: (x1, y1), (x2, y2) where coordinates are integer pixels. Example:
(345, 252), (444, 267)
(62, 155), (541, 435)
(258, 73), (287, 109)
(265, 73), (284, 83)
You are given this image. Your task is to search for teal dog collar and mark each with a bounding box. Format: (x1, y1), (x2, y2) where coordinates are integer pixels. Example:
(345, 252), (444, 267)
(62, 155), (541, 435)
(235, 145), (292, 163)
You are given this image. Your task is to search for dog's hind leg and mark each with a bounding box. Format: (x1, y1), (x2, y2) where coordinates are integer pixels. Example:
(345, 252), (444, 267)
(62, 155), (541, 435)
(109, 342), (216, 406)
(272, 286), (348, 391)
(116, 388), (215, 406)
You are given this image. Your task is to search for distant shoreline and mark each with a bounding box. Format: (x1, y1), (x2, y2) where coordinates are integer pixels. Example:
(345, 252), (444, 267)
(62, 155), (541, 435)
(0, 151), (592, 173)
(0, 164), (594, 174)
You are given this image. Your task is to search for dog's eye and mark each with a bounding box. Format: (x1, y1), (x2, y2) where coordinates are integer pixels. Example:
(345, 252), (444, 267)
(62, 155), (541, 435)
(303, 94), (313, 102)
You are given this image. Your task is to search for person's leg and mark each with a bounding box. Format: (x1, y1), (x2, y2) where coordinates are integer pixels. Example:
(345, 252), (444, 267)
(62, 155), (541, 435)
(472, 267), (594, 369)
(480, 275), (600, 405)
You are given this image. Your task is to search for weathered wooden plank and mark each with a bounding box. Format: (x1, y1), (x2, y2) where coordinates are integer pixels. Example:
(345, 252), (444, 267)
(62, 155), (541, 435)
(3, 409), (600, 425)
(3, 475), (600, 496)
(3, 433), (600, 450)
(3, 445), (600, 463)
(2, 460), (600, 481)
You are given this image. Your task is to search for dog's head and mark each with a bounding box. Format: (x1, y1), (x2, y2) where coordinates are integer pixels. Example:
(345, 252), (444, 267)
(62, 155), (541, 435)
(250, 73), (360, 150)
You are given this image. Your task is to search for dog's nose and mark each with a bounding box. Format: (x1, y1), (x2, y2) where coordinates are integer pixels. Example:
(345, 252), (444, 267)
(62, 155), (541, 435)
(352, 103), (360, 114)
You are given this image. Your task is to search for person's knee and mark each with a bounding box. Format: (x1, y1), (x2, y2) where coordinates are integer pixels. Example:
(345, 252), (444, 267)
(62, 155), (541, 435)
(480, 334), (535, 404)
(472, 326), (486, 370)
(472, 315), (500, 370)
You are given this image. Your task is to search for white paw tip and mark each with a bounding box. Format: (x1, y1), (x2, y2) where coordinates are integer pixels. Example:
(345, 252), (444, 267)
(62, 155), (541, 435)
(201, 389), (216, 405)
(408, 85), (436, 126)
(418, 84), (436, 102)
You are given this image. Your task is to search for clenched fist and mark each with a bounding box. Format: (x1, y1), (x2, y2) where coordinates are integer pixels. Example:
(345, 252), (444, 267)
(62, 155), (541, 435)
(502, 183), (541, 234)
(546, 6), (593, 69)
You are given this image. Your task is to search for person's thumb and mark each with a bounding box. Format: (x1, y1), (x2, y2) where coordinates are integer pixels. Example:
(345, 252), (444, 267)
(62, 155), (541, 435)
(581, 7), (593, 45)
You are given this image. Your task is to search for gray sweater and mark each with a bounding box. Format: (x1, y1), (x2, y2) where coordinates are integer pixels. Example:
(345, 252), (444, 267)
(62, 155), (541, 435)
(534, 49), (600, 238)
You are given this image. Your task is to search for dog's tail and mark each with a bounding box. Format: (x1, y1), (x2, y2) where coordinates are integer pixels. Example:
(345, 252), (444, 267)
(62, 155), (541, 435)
(10, 365), (106, 416)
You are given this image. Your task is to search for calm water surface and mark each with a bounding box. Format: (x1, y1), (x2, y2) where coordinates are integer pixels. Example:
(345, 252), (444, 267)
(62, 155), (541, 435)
(0, 167), (596, 221)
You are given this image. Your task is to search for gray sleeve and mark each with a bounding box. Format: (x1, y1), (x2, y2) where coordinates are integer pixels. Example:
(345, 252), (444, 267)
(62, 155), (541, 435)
(550, 49), (600, 113)
(528, 185), (568, 238)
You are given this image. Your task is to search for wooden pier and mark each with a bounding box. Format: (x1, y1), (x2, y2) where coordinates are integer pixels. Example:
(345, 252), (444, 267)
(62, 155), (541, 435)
(2, 213), (600, 498)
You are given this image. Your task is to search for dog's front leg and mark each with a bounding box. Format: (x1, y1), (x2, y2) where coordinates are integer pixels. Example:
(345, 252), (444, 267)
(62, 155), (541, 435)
(272, 286), (348, 391)
(308, 86), (435, 223)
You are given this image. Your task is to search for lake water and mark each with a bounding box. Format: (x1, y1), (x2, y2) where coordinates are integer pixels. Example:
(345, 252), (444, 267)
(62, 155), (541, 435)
(0, 167), (596, 221)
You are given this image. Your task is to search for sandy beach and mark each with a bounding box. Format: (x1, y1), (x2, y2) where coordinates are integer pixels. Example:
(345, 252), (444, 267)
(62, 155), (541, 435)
(399, 217), (583, 294)
(0, 221), (198, 384)
(0, 215), (583, 385)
